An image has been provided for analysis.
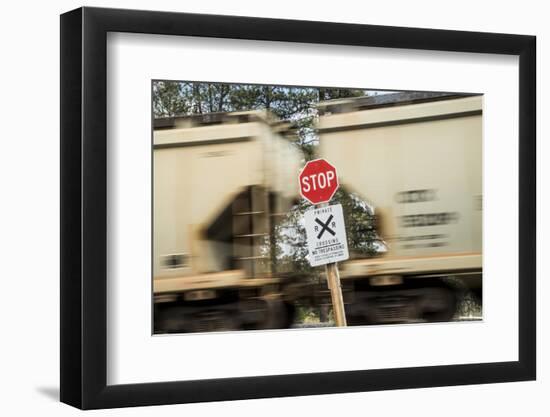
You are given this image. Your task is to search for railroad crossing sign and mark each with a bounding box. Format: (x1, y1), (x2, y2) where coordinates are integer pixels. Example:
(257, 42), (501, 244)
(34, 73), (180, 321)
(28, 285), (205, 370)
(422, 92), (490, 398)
(299, 159), (339, 205)
(299, 160), (348, 327)
(304, 204), (349, 267)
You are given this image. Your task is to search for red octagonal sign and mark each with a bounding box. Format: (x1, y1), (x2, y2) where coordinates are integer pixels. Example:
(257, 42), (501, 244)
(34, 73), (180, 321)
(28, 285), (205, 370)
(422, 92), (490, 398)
(299, 158), (339, 205)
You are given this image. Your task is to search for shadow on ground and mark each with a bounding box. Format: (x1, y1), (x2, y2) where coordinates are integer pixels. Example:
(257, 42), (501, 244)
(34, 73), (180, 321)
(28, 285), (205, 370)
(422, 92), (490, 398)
(36, 386), (59, 401)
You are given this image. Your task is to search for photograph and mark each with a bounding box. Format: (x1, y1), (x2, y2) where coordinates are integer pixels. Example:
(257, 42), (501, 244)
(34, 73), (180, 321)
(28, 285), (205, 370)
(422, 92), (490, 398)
(152, 81), (483, 334)
(54, 4), (537, 411)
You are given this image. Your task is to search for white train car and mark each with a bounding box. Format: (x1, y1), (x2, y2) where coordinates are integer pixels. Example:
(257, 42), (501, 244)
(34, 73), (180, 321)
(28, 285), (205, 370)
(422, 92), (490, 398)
(317, 92), (483, 323)
(153, 110), (301, 332)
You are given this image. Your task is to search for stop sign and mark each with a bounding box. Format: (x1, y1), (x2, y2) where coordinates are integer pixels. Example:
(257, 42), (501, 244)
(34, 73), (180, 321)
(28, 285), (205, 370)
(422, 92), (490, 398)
(299, 159), (339, 204)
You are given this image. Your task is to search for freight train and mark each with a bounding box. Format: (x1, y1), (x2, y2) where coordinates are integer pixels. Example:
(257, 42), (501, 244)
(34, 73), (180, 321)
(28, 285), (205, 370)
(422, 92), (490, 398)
(153, 91), (482, 333)
(317, 92), (482, 324)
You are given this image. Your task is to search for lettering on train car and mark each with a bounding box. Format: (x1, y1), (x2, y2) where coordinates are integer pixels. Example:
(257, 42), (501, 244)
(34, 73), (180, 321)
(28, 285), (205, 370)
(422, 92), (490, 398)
(399, 212), (459, 227)
(395, 189), (437, 204)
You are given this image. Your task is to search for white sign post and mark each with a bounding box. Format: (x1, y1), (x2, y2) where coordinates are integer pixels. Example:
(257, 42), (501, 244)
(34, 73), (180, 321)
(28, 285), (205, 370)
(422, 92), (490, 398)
(304, 203), (349, 326)
(299, 159), (348, 327)
(304, 204), (349, 267)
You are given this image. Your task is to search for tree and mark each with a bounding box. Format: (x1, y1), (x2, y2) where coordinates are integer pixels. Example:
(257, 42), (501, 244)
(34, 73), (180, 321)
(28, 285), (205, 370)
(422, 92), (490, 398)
(152, 81), (368, 161)
(275, 186), (379, 276)
(318, 87), (367, 101)
(152, 81), (190, 117)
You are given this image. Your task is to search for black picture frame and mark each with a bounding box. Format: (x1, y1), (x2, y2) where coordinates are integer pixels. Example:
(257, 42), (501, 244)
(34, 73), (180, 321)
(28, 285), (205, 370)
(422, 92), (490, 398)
(60, 6), (536, 410)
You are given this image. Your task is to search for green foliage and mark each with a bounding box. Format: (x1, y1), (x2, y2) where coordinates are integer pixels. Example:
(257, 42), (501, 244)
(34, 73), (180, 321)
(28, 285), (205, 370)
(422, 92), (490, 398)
(152, 81), (368, 161)
(295, 306), (321, 324)
(331, 188), (379, 258)
(152, 81), (190, 117)
(274, 186), (379, 278)
(318, 87), (368, 101)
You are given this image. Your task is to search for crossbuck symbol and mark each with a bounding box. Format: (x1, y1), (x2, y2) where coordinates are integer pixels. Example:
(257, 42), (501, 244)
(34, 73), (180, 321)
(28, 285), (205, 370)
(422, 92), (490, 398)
(315, 215), (336, 239)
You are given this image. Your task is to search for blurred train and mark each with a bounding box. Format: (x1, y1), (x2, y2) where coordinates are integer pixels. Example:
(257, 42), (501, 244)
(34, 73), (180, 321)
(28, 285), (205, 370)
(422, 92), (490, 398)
(153, 110), (303, 332)
(153, 91), (482, 333)
(318, 92), (482, 324)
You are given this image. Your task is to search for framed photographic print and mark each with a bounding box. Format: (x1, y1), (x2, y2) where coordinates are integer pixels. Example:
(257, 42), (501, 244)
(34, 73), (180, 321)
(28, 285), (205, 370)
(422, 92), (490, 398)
(60, 6), (536, 409)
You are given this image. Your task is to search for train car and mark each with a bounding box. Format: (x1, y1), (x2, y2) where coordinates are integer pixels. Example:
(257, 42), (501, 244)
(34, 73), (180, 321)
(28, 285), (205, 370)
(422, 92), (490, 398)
(317, 92), (483, 324)
(153, 110), (302, 332)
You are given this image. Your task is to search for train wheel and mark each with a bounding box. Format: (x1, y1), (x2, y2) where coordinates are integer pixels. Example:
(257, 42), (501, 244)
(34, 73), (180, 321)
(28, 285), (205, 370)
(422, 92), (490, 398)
(421, 287), (457, 322)
(188, 309), (240, 333)
(344, 299), (371, 326)
(154, 304), (187, 333)
(345, 315), (369, 326)
(254, 299), (291, 330)
(281, 302), (296, 328)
